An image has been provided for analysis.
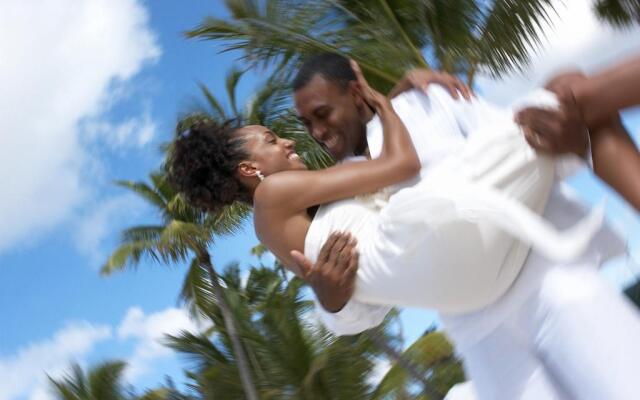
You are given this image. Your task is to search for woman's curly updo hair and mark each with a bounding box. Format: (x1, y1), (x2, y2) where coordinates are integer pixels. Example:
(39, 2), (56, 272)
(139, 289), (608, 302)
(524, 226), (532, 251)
(167, 118), (252, 212)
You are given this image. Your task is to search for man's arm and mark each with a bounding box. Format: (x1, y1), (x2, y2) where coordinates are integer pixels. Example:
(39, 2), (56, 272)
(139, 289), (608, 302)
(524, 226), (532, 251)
(290, 232), (392, 335)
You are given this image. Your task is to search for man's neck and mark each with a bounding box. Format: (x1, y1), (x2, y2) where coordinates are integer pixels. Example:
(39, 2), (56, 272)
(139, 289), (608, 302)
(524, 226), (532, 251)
(362, 102), (376, 124)
(354, 103), (376, 157)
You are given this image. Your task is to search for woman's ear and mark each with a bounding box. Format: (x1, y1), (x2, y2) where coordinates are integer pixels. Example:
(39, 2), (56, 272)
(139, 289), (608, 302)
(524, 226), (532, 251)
(237, 161), (258, 179)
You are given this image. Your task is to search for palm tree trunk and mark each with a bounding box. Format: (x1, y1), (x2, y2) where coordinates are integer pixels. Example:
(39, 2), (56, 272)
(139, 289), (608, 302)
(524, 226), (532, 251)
(200, 256), (260, 400)
(466, 63), (477, 87)
(366, 328), (443, 400)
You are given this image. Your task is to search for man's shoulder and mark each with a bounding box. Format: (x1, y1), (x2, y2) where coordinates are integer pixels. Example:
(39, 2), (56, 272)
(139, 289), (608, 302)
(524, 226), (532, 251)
(390, 86), (459, 115)
(390, 88), (430, 109)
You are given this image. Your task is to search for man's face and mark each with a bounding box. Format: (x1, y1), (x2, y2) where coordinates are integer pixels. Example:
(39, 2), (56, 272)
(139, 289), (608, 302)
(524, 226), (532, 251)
(294, 74), (367, 161)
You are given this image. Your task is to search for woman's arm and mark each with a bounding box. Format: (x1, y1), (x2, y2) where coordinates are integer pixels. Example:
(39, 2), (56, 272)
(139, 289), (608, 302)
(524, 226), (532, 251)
(515, 71), (640, 211)
(590, 116), (640, 211)
(255, 60), (420, 212)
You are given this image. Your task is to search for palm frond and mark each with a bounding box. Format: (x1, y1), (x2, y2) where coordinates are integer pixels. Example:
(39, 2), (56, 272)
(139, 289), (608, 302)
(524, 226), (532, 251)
(472, 0), (555, 78)
(87, 361), (128, 400)
(114, 180), (167, 211)
(205, 202), (251, 237)
(120, 225), (164, 244)
(101, 241), (162, 275)
(373, 330), (464, 399)
(225, 66), (245, 117)
(49, 361), (128, 400)
(594, 0), (640, 28)
(164, 330), (231, 369)
(198, 83), (228, 120)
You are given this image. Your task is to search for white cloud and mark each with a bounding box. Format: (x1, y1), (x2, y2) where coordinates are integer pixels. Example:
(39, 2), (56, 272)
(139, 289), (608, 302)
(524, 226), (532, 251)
(84, 106), (157, 149)
(476, 0), (640, 106)
(117, 306), (199, 381)
(73, 193), (147, 267)
(0, 306), (201, 400)
(0, 0), (160, 255)
(0, 322), (112, 400)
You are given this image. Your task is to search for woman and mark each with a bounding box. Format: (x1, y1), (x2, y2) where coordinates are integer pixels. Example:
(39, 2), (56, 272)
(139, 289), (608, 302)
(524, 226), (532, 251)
(167, 61), (600, 314)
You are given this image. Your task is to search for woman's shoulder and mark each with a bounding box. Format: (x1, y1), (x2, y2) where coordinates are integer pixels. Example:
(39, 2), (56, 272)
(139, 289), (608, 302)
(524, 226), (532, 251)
(254, 170), (309, 208)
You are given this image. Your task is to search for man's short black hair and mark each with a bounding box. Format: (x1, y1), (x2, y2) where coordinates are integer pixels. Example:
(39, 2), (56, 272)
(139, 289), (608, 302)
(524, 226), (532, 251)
(293, 53), (356, 91)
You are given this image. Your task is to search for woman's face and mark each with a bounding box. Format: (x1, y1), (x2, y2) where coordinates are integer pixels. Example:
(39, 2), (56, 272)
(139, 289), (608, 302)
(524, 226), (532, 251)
(237, 125), (307, 177)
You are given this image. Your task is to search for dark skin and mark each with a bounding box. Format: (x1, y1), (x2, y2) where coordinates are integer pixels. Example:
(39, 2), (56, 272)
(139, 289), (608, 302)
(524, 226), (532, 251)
(516, 57), (640, 211)
(516, 55), (640, 136)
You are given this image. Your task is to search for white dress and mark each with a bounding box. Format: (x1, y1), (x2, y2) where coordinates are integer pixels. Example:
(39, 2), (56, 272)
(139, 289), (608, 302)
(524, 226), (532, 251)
(304, 88), (602, 314)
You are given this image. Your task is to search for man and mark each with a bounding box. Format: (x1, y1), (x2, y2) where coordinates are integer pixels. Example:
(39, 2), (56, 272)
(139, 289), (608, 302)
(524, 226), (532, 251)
(290, 53), (640, 399)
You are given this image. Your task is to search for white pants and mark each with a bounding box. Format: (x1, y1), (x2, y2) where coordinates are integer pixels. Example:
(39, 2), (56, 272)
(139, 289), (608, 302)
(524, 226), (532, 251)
(461, 267), (640, 400)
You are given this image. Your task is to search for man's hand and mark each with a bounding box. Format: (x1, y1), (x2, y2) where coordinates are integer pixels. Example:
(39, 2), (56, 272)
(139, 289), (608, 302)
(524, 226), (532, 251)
(515, 71), (590, 157)
(290, 231), (358, 313)
(388, 69), (473, 100)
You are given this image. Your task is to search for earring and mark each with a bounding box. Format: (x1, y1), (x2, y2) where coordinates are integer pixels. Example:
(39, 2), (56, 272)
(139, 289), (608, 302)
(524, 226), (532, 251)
(256, 170), (265, 181)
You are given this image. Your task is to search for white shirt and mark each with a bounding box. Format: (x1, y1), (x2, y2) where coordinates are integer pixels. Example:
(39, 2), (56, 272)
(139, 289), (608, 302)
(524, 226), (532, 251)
(314, 87), (624, 349)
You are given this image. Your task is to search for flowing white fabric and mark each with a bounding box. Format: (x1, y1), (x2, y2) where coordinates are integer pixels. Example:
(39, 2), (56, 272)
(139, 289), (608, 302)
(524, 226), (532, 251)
(305, 88), (602, 314)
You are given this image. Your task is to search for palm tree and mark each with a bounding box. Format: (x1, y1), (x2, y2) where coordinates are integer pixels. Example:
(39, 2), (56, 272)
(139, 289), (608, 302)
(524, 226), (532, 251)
(50, 361), (194, 400)
(187, 0), (559, 88)
(594, 0), (640, 28)
(49, 361), (129, 400)
(101, 170), (258, 400)
(170, 262), (402, 399)
(372, 329), (465, 399)
(103, 63), (337, 400)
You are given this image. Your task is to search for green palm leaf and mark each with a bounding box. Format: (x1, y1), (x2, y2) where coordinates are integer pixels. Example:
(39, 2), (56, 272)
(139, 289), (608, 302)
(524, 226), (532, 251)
(594, 0), (640, 27)
(49, 361), (128, 400)
(226, 66), (245, 117)
(473, 0), (555, 79)
(114, 180), (167, 211)
(197, 82), (228, 120)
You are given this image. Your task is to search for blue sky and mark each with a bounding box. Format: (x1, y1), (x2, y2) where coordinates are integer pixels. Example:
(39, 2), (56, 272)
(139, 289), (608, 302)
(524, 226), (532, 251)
(0, 0), (639, 398)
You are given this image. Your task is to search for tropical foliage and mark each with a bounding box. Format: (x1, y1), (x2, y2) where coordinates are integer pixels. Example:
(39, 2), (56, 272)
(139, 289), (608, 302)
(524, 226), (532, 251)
(171, 263), (395, 398)
(100, 168), (259, 399)
(594, 0), (640, 28)
(53, 261), (464, 399)
(188, 0), (559, 87)
(49, 361), (130, 400)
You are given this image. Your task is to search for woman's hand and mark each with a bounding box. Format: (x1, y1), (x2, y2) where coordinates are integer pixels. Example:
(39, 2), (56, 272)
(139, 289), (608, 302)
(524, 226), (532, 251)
(350, 59), (390, 110)
(389, 69), (473, 100)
